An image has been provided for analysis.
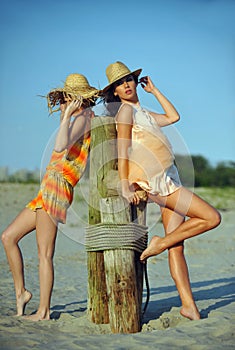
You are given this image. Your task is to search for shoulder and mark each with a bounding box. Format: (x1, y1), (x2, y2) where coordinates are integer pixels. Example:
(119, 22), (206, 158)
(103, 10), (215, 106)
(69, 114), (87, 134)
(117, 103), (133, 115)
(72, 114), (86, 125)
(116, 103), (133, 124)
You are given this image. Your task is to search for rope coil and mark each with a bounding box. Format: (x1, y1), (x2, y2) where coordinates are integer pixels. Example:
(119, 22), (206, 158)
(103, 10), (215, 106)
(85, 223), (148, 253)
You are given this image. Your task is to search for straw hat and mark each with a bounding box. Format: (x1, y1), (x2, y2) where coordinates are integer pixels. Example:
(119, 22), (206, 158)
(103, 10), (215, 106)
(47, 73), (99, 114)
(102, 61), (142, 93)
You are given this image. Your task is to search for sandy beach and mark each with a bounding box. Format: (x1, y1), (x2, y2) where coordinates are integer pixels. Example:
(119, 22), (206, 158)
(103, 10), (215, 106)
(0, 181), (234, 350)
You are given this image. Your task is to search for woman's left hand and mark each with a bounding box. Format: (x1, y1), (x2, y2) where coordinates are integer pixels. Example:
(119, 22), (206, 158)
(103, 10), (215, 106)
(122, 188), (140, 205)
(139, 76), (155, 93)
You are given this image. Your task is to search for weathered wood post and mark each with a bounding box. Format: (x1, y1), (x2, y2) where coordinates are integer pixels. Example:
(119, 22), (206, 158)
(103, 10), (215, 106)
(86, 116), (148, 333)
(86, 117), (116, 325)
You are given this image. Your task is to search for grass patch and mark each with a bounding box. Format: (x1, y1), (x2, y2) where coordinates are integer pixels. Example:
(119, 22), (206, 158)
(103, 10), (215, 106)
(194, 187), (235, 210)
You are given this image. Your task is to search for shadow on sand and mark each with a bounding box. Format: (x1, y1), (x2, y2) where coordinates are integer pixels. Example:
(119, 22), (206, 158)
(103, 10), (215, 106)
(49, 277), (235, 322)
(142, 276), (235, 322)
(50, 300), (87, 320)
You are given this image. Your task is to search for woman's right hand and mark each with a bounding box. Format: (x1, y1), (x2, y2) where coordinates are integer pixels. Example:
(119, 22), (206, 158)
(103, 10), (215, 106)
(60, 100), (81, 121)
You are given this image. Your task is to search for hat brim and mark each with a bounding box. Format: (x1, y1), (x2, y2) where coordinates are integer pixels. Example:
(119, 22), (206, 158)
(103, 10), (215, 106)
(102, 68), (142, 93)
(46, 86), (100, 115)
(48, 86), (99, 100)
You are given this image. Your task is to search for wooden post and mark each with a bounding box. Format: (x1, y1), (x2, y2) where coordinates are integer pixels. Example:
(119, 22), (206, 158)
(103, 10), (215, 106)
(86, 116), (147, 332)
(101, 196), (147, 333)
(87, 117), (117, 324)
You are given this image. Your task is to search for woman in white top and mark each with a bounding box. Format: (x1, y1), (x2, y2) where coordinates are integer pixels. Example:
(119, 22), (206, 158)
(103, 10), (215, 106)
(102, 61), (221, 320)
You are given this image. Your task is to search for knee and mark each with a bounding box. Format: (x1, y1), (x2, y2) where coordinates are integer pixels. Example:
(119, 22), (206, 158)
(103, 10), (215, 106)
(37, 249), (54, 263)
(1, 231), (6, 246)
(1, 230), (13, 248)
(168, 241), (184, 258)
(208, 209), (221, 230)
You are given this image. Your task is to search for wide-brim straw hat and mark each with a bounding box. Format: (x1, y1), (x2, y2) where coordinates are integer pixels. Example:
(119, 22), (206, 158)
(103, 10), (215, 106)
(102, 61), (142, 93)
(47, 73), (99, 114)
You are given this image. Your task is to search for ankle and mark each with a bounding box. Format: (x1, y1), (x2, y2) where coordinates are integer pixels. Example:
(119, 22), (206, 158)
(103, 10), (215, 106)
(16, 288), (27, 298)
(15, 289), (32, 316)
(180, 304), (200, 320)
(37, 308), (50, 320)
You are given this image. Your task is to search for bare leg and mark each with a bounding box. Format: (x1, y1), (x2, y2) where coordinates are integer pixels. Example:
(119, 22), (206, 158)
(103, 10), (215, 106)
(161, 207), (200, 320)
(140, 187), (221, 260)
(24, 209), (57, 321)
(1, 208), (36, 315)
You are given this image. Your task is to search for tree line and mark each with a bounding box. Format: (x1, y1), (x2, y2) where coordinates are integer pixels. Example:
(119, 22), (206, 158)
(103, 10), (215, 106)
(0, 155), (234, 187)
(175, 155), (235, 187)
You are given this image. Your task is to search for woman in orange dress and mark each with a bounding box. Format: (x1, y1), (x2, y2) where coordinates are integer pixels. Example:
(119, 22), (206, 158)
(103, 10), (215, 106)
(102, 61), (221, 320)
(1, 74), (99, 321)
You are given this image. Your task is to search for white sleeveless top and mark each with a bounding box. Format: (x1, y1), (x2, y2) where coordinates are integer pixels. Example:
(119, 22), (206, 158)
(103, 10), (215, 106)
(117, 103), (181, 196)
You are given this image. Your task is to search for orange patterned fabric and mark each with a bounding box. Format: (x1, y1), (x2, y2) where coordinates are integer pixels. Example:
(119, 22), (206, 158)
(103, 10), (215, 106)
(27, 135), (90, 223)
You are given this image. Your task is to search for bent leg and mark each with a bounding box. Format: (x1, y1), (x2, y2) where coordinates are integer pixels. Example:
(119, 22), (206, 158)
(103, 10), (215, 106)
(161, 207), (200, 320)
(25, 209), (58, 321)
(141, 187), (221, 260)
(1, 207), (36, 315)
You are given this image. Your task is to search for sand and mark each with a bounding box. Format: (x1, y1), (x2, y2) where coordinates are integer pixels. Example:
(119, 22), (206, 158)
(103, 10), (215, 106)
(0, 181), (235, 350)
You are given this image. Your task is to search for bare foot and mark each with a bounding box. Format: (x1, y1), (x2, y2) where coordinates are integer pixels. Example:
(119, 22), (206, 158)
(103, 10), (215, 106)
(140, 236), (164, 261)
(15, 290), (32, 316)
(23, 311), (50, 322)
(180, 306), (201, 320)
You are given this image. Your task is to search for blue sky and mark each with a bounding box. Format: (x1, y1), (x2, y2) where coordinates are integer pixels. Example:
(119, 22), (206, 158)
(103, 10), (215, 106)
(1, 0), (234, 171)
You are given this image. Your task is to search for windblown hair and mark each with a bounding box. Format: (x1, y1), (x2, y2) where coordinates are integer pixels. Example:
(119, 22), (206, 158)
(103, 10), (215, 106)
(101, 75), (138, 117)
(47, 91), (96, 115)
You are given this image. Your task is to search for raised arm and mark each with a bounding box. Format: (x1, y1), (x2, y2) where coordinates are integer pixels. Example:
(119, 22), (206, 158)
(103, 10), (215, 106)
(68, 109), (93, 145)
(54, 101), (86, 152)
(140, 76), (180, 127)
(116, 104), (140, 204)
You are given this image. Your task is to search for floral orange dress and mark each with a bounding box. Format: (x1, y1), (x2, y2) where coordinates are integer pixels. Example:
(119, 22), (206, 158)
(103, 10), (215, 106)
(26, 134), (90, 223)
